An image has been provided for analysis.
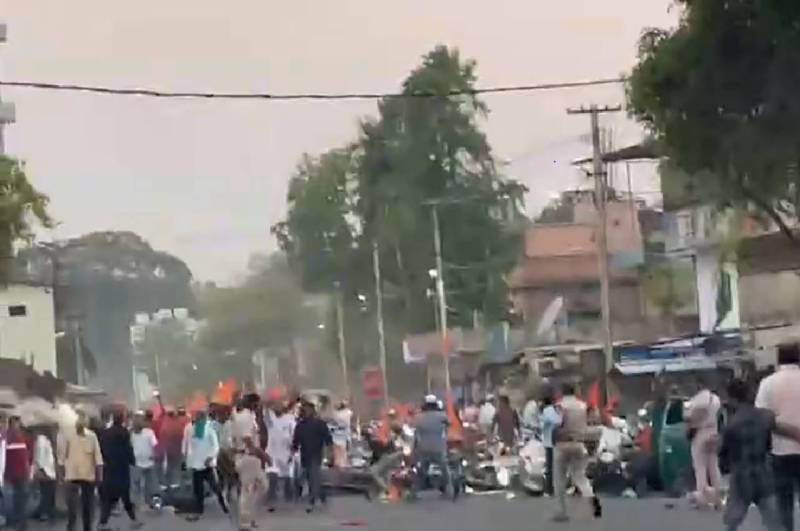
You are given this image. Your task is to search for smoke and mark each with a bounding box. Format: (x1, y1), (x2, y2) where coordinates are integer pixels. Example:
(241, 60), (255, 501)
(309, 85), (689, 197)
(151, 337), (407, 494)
(0, 386), (96, 434)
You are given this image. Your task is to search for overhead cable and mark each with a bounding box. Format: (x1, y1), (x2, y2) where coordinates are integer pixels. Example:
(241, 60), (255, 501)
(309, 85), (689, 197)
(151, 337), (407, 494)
(0, 77), (626, 101)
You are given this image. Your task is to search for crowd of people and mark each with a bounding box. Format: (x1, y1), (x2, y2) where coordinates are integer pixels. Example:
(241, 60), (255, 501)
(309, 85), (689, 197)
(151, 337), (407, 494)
(3, 342), (800, 531)
(454, 339), (800, 529)
(0, 392), (348, 531)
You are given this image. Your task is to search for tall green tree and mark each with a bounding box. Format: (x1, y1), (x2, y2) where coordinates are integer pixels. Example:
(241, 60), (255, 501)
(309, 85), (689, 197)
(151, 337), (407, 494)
(0, 156), (53, 280)
(273, 47), (525, 397)
(628, 0), (800, 240)
(271, 149), (362, 293)
(356, 46), (525, 332)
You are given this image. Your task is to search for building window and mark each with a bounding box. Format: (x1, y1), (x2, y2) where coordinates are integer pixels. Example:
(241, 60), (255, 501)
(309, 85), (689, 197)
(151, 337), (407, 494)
(676, 211), (696, 244)
(8, 305), (27, 317)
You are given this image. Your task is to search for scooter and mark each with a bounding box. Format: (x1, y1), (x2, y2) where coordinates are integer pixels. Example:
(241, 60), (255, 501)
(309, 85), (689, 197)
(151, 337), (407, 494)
(518, 438), (546, 495)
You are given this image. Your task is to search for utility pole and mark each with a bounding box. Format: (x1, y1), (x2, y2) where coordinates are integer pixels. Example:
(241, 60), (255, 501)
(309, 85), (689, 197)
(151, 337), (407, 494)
(428, 288), (441, 394)
(334, 281), (350, 397)
(431, 205), (452, 397)
(567, 104), (621, 404)
(72, 319), (84, 386)
(0, 23), (14, 156)
(372, 240), (389, 407)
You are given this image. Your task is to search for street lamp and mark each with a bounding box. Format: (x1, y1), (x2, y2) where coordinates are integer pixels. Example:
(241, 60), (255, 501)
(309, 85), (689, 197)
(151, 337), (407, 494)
(333, 281), (349, 397)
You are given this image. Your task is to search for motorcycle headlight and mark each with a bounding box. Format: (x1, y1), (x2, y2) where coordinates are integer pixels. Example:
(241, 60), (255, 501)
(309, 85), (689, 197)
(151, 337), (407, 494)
(403, 446), (412, 457)
(497, 467), (510, 487)
(461, 459), (468, 467)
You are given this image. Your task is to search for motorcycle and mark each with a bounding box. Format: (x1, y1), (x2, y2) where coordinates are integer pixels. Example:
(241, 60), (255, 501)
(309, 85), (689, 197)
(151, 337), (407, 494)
(388, 436), (465, 501)
(464, 440), (521, 492)
(518, 437), (546, 495)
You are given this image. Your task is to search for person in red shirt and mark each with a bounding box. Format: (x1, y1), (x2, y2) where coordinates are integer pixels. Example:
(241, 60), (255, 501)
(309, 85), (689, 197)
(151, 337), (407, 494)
(4, 414), (31, 531)
(160, 409), (185, 496)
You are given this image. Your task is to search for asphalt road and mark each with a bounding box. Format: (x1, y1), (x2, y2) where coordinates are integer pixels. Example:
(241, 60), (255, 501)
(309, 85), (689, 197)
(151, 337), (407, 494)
(40, 494), (773, 531)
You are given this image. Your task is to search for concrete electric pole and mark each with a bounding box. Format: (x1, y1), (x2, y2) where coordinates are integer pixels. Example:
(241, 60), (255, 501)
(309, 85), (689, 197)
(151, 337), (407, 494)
(0, 24), (15, 155)
(334, 281), (350, 397)
(372, 240), (389, 407)
(567, 104), (621, 403)
(431, 205), (452, 397)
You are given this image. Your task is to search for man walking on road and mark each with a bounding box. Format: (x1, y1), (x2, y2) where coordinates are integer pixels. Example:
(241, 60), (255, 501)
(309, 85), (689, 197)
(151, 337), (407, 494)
(31, 427), (56, 522)
(292, 401), (332, 513)
(59, 411), (104, 531)
(183, 409), (229, 521)
(4, 414), (31, 531)
(266, 401), (296, 511)
(552, 382), (602, 523)
(539, 391), (562, 497)
(686, 376), (723, 509)
(757, 341), (800, 531)
(131, 411), (159, 509)
(720, 378), (783, 531)
(493, 395), (520, 448)
(98, 411), (142, 530)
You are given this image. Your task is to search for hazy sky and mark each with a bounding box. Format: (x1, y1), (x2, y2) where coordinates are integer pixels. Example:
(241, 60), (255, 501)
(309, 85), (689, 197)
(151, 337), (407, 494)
(0, 0), (676, 283)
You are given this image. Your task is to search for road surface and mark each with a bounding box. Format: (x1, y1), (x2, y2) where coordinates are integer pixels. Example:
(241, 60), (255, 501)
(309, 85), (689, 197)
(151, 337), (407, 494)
(45, 493), (773, 531)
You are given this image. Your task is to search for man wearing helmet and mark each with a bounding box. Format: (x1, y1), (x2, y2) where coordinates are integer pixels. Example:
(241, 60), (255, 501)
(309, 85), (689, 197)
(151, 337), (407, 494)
(410, 395), (450, 498)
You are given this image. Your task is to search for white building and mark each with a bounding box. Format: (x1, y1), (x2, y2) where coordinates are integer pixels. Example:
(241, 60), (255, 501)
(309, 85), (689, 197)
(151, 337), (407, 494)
(0, 283), (57, 375)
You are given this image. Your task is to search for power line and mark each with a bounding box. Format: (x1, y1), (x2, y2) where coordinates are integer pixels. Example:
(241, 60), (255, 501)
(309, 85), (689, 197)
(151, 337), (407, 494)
(0, 77), (626, 101)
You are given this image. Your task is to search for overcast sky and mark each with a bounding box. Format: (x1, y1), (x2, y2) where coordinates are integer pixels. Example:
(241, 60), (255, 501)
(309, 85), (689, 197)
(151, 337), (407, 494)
(0, 0), (676, 283)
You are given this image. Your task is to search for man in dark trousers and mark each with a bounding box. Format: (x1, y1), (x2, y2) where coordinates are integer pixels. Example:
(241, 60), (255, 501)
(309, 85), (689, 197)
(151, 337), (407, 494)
(98, 411), (142, 530)
(4, 415), (31, 531)
(756, 341), (800, 531)
(292, 401), (332, 513)
(720, 378), (783, 531)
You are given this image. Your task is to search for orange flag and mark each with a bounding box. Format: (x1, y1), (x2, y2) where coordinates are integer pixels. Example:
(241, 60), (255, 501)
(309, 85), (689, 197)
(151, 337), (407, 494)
(587, 380), (602, 411)
(212, 378), (237, 405)
(446, 393), (463, 443)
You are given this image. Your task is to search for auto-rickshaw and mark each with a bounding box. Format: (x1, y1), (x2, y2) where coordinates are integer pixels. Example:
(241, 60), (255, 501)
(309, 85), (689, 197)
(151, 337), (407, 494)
(656, 397), (694, 497)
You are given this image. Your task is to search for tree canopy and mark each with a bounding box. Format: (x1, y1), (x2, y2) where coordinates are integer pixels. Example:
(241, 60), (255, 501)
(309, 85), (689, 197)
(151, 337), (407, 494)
(535, 196), (575, 224)
(273, 46), (526, 340)
(0, 155), (52, 280)
(628, 0), (800, 238)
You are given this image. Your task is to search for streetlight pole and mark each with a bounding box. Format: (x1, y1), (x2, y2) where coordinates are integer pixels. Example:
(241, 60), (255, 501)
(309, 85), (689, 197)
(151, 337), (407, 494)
(568, 104), (621, 405)
(372, 240), (389, 407)
(431, 206), (452, 397)
(334, 281), (350, 397)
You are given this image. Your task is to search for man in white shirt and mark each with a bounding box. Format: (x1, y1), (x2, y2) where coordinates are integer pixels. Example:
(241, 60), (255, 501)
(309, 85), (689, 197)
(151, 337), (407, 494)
(685, 376), (723, 508)
(522, 395), (540, 440)
(130, 412), (159, 508)
(266, 402), (296, 510)
(182, 410), (228, 520)
(478, 395), (497, 436)
(756, 342), (800, 531)
(31, 429), (56, 521)
(331, 401), (353, 468)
